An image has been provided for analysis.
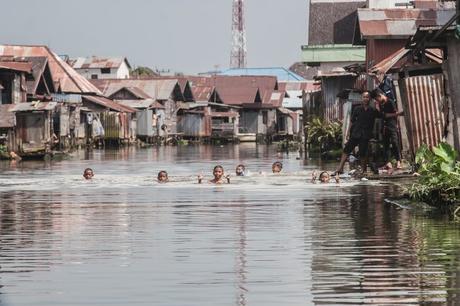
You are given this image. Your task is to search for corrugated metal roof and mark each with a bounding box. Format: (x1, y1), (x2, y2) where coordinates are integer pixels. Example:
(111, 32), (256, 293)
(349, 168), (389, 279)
(357, 8), (456, 39)
(116, 99), (165, 109)
(369, 48), (411, 75)
(111, 86), (151, 100)
(69, 56), (130, 69)
(278, 81), (320, 92)
(219, 67), (305, 81)
(369, 47), (443, 75)
(24, 57), (52, 95)
(216, 75), (278, 105)
(0, 45), (102, 94)
(191, 85), (214, 102)
(0, 58), (32, 73)
(10, 102), (58, 112)
(82, 95), (135, 113)
(0, 104), (15, 128)
(90, 79), (179, 101)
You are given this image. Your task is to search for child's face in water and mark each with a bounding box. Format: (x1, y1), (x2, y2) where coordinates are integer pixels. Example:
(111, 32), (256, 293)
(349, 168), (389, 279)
(236, 166), (245, 176)
(83, 169), (94, 180)
(320, 173), (330, 183)
(213, 167), (224, 180)
(272, 164), (282, 173)
(158, 172), (168, 182)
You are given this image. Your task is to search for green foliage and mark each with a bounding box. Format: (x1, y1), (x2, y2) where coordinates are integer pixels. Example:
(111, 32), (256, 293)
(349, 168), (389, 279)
(0, 144), (6, 154)
(305, 117), (342, 152)
(408, 143), (460, 208)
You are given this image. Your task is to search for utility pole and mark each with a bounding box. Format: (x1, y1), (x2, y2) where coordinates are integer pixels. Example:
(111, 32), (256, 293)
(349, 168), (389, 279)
(230, 0), (247, 68)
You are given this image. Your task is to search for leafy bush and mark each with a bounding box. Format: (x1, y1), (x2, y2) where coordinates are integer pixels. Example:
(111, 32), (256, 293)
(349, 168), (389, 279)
(0, 144), (6, 154)
(408, 143), (460, 208)
(305, 117), (342, 152)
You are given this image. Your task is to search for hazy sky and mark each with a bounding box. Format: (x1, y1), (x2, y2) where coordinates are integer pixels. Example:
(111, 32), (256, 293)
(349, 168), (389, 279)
(0, 0), (308, 74)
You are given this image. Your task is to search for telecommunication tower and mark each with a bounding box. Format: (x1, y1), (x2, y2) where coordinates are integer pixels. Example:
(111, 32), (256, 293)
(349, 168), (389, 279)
(230, 0), (247, 68)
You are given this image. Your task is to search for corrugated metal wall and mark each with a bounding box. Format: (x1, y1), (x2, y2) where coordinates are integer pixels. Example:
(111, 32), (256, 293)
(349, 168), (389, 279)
(100, 112), (132, 139)
(399, 74), (447, 154)
(137, 109), (154, 137)
(177, 114), (207, 137)
(367, 39), (406, 68)
(322, 76), (356, 122)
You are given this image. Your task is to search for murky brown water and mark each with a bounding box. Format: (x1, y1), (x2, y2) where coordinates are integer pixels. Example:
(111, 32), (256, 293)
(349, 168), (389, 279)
(1, 144), (460, 305)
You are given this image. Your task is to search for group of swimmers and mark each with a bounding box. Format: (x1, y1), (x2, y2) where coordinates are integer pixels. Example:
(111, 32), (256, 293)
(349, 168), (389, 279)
(83, 161), (342, 185)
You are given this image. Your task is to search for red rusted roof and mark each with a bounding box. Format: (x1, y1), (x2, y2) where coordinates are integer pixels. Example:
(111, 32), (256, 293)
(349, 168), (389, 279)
(187, 75), (278, 105)
(370, 47), (444, 75)
(82, 95), (135, 113)
(0, 57), (32, 73)
(357, 8), (456, 39)
(90, 79), (180, 101)
(0, 45), (101, 94)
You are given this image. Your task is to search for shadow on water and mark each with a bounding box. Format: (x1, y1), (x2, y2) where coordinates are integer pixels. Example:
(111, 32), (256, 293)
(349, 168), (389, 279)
(0, 145), (460, 305)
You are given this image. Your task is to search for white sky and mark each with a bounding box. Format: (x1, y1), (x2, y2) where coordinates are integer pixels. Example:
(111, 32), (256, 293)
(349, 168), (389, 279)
(0, 0), (308, 74)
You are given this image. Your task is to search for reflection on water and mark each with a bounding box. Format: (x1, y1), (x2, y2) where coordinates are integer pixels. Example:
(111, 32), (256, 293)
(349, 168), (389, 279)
(1, 144), (460, 305)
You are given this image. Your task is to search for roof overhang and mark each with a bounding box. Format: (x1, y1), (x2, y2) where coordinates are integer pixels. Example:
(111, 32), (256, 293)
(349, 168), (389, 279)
(301, 44), (366, 64)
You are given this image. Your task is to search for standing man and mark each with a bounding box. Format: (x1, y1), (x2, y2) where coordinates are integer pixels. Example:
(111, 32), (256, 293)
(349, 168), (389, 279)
(371, 89), (404, 170)
(335, 91), (380, 174)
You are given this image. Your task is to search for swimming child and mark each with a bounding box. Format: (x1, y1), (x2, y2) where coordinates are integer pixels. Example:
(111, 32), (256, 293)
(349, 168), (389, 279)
(83, 168), (94, 180)
(198, 165), (230, 184)
(157, 170), (169, 183)
(235, 164), (246, 176)
(272, 161), (283, 173)
(312, 171), (340, 184)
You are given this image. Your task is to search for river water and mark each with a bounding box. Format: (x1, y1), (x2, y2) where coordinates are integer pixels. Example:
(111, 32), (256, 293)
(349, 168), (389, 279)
(1, 144), (459, 305)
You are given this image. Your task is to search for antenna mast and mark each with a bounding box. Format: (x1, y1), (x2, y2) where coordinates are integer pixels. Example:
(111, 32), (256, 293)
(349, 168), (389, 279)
(230, 0), (247, 68)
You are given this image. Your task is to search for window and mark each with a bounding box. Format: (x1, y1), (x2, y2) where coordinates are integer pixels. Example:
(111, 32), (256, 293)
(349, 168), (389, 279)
(91, 74), (98, 79)
(101, 68), (111, 74)
(262, 111), (268, 125)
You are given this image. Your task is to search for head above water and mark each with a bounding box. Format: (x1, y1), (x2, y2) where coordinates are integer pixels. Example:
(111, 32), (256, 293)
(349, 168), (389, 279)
(213, 165), (225, 180)
(319, 171), (330, 183)
(236, 164), (245, 176)
(157, 170), (168, 183)
(272, 161), (283, 173)
(83, 168), (94, 180)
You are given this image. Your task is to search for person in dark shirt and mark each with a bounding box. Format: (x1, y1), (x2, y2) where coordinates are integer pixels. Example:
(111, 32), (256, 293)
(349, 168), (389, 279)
(372, 89), (404, 170)
(335, 91), (380, 174)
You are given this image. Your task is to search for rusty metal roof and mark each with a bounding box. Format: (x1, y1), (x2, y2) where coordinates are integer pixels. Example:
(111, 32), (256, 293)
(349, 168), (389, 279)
(191, 85), (214, 102)
(116, 99), (164, 110)
(0, 57), (32, 73)
(82, 95), (135, 113)
(370, 47), (443, 75)
(202, 75), (278, 105)
(10, 102), (58, 112)
(0, 45), (102, 94)
(0, 104), (15, 128)
(110, 86), (152, 100)
(69, 56), (130, 69)
(357, 8), (456, 39)
(90, 79), (179, 101)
